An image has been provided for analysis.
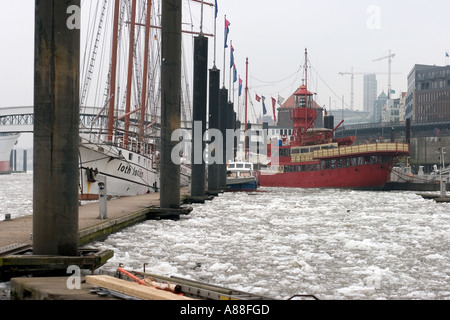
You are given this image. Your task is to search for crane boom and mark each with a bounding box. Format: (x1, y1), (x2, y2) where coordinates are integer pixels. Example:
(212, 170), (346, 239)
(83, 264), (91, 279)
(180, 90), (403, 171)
(338, 66), (402, 111)
(373, 49), (396, 98)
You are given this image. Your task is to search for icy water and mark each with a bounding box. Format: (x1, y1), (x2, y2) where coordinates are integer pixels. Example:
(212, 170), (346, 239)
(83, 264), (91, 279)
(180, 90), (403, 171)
(92, 188), (450, 300)
(2, 172), (450, 300)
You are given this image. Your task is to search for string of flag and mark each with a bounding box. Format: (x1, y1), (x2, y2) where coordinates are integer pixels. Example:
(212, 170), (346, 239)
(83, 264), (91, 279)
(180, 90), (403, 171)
(254, 93), (285, 123)
(216, 0), (287, 125)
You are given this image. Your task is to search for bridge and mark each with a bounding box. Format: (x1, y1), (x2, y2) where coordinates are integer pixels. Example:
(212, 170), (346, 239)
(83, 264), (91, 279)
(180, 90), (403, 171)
(336, 119), (450, 142)
(2, 105), (450, 141)
(0, 106), (34, 134)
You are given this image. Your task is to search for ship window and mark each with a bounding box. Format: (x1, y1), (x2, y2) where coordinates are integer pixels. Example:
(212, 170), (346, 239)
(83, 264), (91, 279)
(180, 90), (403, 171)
(245, 164), (252, 169)
(371, 156), (378, 164)
(301, 148), (309, 154)
(330, 160), (336, 169)
(364, 156), (370, 164)
(342, 158), (348, 167)
(229, 163), (235, 168)
(280, 149), (291, 157)
(129, 153), (133, 161)
(236, 163), (244, 168)
(357, 157), (364, 166)
(336, 159), (342, 168)
(380, 156), (390, 164)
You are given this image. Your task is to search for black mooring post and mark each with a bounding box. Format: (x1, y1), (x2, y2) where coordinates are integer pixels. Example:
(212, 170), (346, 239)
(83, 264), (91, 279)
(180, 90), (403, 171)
(207, 68), (220, 192)
(406, 118), (411, 144)
(33, 0), (80, 256)
(23, 149), (27, 172)
(160, 0), (182, 209)
(218, 88), (228, 189)
(191, 35), (208, 197)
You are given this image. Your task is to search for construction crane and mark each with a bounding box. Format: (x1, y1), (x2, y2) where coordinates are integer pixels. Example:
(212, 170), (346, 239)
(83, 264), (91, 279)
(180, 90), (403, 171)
(373, 49), (396, 99)
(339, 65), (401, 110)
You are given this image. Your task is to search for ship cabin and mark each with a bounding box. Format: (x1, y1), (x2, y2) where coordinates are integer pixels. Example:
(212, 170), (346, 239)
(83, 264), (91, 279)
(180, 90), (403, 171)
(227, 161), (254, 178)
(264, 141), (409, 175)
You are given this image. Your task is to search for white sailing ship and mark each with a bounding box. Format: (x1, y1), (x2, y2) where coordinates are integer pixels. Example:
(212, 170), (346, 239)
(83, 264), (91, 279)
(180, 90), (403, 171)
(78, 0), (192, 200)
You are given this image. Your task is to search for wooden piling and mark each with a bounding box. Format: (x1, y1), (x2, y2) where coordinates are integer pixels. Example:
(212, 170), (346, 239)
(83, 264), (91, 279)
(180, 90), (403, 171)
(191, 35), (208, 197)
(160, 0), (182, 209)
(33, 0), (80, 256)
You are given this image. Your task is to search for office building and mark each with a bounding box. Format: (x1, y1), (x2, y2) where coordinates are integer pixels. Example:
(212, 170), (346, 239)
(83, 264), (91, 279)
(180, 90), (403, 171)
(405, 64), (450, 122)
(363, 74), (377, 119)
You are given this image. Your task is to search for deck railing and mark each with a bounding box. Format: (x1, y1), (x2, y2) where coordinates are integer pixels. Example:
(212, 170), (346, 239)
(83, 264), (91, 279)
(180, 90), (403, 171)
(291, 143), (410, 162)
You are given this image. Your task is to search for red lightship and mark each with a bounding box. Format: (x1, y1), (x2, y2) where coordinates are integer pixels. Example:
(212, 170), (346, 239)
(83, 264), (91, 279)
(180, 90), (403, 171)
(259, 49), (409, 189)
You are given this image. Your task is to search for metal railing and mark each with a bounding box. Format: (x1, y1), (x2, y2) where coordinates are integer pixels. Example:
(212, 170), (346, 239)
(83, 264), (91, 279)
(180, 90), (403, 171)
(311, 142), (410, 159)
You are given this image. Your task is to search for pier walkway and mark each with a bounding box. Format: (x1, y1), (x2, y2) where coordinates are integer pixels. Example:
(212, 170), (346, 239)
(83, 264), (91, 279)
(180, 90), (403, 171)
(0, 187), (193, 249)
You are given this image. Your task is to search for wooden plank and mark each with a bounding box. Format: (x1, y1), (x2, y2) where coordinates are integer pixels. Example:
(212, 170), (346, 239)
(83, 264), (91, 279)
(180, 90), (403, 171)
(85, 275), (195, 300)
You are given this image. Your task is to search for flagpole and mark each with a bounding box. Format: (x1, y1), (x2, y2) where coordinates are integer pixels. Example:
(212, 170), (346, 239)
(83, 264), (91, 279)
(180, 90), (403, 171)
(245, 57), (248, 161)
(223, 15), (227, 87)
(200, 0), (204, 35)
(229, 41), (232, 101)
(213, 1), (217, 67)
(237, 77), (240, 121)
(232, 71), (235, 104)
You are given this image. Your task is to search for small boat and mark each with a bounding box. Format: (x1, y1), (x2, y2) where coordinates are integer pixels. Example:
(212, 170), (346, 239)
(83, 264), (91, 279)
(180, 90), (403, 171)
(226, 161), (259, 191)
(0, 133), (20, 174)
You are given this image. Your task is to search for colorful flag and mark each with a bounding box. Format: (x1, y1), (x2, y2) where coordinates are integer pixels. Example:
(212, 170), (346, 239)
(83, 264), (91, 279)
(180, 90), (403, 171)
(446, 51), (449, 58)
(239, 78), (243, 96)
(255, 94), (261, 102)
(272, 97), (277, 123)
(262, 96), (267, 115)
(215, 0), (218, 19)
(233, 65), (237, 83)
(277, 95), (285, 106)
(224, 18), (230, 48)
(230, 41), (234, 68)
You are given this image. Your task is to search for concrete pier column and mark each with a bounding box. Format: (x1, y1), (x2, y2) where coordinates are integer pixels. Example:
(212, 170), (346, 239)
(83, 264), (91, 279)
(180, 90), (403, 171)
(191, 35), (208, 197)
(207, 68), (220, 192)
(33, 0), (80, 256)
(160, 0), (182, 209)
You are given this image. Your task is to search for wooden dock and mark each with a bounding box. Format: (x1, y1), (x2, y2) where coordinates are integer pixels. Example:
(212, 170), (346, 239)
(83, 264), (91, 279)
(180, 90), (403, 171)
(0, 187), (216, 281)
(0, 187), (193, 249)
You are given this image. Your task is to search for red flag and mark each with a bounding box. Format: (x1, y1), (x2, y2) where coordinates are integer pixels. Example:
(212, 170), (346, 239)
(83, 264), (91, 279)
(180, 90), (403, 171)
(272, 97), (277, 123)
(224, 18), (230, 48)
(255, 94), (261, 102)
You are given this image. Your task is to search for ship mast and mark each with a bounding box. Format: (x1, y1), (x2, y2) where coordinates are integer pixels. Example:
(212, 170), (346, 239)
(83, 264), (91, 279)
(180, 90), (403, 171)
(304, 48), (308, 93)
(107, 0), (120, 143)
(124, 0), (137, 149)
(292, 48), (316, 146)
(139, 0), (153, 151)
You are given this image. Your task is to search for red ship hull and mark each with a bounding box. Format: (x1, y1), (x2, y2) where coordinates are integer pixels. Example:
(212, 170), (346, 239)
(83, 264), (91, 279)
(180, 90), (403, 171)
(259, 161), (394, 189)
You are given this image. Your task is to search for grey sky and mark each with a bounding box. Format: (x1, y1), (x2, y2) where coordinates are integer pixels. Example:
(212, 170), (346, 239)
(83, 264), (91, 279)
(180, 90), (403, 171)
(1, 0), (449, 117)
